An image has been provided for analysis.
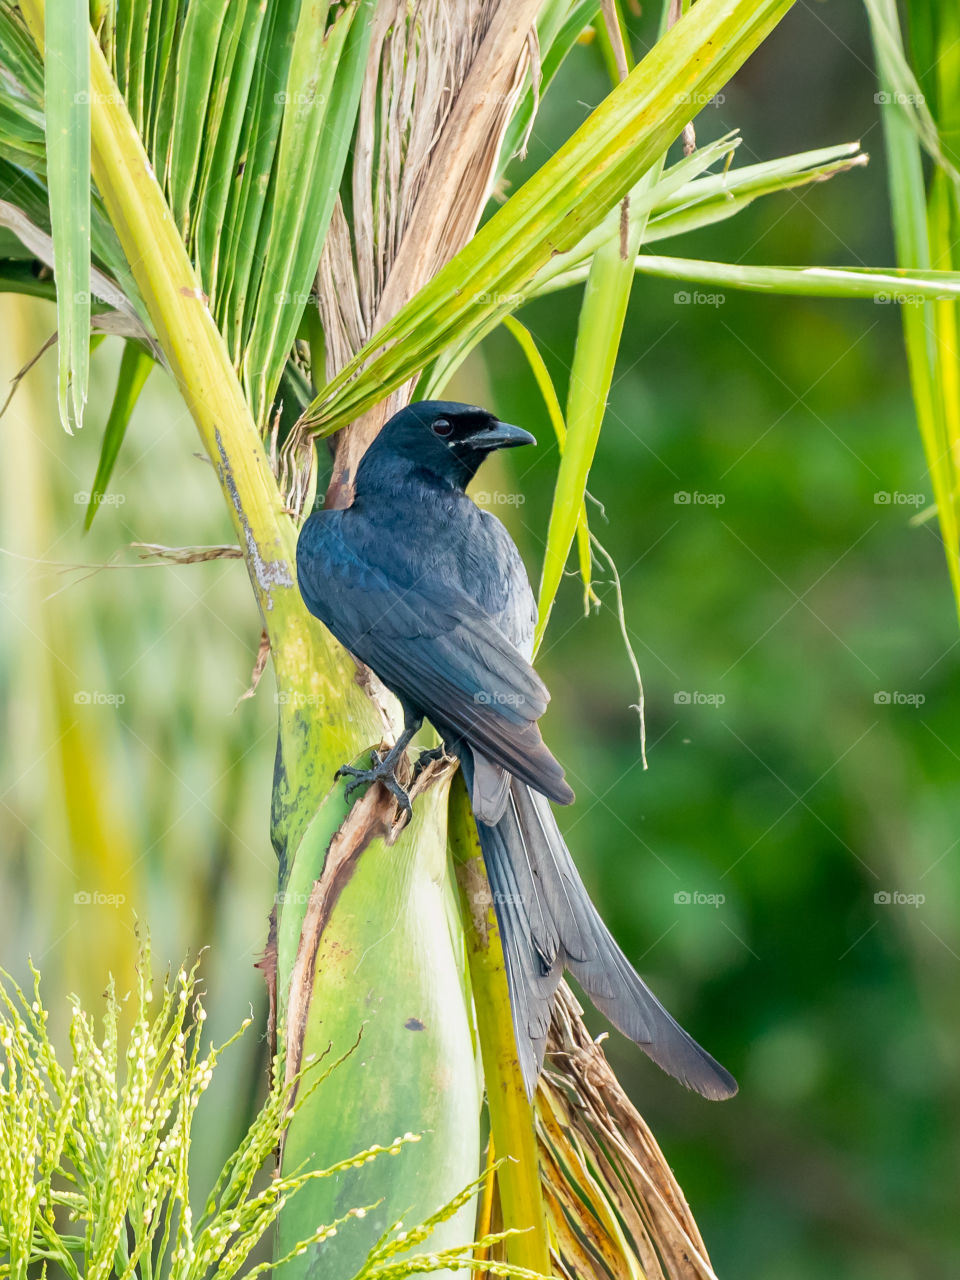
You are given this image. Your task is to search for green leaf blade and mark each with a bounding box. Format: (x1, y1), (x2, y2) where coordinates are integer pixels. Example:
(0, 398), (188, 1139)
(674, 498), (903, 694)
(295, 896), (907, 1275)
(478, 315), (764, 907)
(242, 0), (374, 424)
(45, 0), (91, 432)
(535, 228), (637, 648)
(166, 0), (230, 239)
(84, 342), (152, 529)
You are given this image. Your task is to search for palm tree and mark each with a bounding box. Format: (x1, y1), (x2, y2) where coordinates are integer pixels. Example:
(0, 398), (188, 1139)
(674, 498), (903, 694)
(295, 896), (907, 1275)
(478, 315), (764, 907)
(1, 0), (957, 1275)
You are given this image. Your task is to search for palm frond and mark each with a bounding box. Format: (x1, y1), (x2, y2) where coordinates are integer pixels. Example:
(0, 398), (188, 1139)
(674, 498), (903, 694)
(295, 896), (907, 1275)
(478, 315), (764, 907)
(539, 985), (719, 1280)
(300, 0), (796, 439)
(866, 0), (960, 617)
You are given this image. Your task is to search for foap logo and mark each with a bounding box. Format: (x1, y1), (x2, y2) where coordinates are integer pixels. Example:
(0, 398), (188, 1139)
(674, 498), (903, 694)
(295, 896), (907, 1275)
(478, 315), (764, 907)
(675, 91), (726, 108)
(74, 890), (126, 907)
(274, 289), (318, 307)
(475, 691), (526, 707)
(274, 91), (326, 106)
(473, 289), (522, 306)
(874, 90), (925, 107)
(874, 691), (925, 707)
(873, 291), (925, 307)
(469, 887), (523, 907)
(674, 491), (725, 506)
(673, 290), (725, 307)
(874, 890), (925, 907)
(674, 691), (726, 707)
(275, 690), (326, 708)
(73, 90), (123, 106)
(75, 491), (125, 508)
(473, 491), (525, 507)
(874, 491), (926, 507)
(275, 890), (312, 906)
(674, 890), (726, 907)
(74, 690), (125, 707)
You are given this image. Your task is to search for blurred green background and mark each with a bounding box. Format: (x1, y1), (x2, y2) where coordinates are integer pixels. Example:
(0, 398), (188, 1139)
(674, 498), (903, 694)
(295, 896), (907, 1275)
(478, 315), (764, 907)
(1, 4), (956, 1278)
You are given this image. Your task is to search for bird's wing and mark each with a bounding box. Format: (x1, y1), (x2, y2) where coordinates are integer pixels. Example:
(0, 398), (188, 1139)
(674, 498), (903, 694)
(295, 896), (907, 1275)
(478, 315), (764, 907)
(297, 521), (574, 808)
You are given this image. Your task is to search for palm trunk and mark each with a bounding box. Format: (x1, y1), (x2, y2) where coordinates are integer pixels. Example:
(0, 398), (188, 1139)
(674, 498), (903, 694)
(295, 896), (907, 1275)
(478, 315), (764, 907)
(273, 10), (547, 1273)
(274, 763), (482, 1277)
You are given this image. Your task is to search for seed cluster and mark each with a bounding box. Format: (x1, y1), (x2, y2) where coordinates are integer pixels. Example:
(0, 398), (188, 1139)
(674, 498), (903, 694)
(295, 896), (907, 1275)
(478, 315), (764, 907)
(0, 943), (528, 1280)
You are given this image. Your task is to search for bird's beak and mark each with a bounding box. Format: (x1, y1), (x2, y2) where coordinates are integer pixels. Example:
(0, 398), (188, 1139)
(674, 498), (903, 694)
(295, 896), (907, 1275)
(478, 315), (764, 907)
(463, 420), (536, 451)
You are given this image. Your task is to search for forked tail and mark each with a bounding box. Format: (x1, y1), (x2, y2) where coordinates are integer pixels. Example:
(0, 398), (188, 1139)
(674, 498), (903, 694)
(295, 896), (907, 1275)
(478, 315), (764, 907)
(471, 770), (738, 1100)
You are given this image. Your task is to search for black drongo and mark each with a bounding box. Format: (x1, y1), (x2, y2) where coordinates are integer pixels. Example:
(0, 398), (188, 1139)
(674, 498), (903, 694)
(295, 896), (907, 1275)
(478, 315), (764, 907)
(296, 400), (736, 1100)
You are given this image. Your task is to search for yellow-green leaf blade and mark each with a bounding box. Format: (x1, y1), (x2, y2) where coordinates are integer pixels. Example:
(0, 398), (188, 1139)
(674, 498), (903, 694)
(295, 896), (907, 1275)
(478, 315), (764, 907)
(535, 232), (636, 650)
(630, 254), (960, 299)
(502, 314), (595, 614)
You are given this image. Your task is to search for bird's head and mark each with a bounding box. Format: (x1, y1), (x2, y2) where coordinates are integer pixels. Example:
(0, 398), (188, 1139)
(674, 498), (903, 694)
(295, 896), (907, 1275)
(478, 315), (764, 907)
(360, 400), (536, 491)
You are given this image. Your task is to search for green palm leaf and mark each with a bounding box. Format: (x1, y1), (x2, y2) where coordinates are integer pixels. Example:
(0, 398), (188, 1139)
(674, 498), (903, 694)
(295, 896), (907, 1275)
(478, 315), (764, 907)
(301, 0), (795, 437)
(44, 0), (90, 432)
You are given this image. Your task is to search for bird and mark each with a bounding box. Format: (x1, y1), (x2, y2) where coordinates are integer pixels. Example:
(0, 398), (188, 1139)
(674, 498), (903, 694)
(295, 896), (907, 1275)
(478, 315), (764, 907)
(296, 399), (737, 1101)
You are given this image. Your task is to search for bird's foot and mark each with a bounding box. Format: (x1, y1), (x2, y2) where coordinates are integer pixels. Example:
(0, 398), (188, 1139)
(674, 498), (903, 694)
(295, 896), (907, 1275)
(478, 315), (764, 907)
(337, 744), (412, 817)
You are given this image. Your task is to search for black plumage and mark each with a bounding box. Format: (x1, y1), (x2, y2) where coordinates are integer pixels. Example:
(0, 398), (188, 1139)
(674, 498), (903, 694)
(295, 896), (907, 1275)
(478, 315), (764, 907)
(296, 399), (737, 1101)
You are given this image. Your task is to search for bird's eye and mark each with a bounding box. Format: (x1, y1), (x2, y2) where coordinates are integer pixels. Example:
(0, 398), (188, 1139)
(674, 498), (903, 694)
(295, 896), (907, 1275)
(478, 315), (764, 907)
(432, 418), (453, 438)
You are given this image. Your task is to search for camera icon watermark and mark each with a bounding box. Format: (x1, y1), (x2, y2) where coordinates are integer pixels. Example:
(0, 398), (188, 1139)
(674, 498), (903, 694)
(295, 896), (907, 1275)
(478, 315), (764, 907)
(873, 491), (926, 507)
(674, 491), (725, 506)
(74, 890), (126, 907)
(674, 690), (726, 707)
(874, 90), (924, 106)
(675, 91), (726, 108)
(275, 691), (325, 707)
(74, 491), (126, 508)
(473, 290), (522, 306)
(673, 290), (725, 307)
(873, 291), (925, 306)
(475, 691), (526, 707)
(274, 91), (326, 106)
(73, 90), (123, 105)
(74, 690), (125, 707)
(274, 289), (318, 306)
(874, 890), (925, 907)
(674, 890), (726, 907)
(873, 690), (925, 707)
(473, 491), (525, 507)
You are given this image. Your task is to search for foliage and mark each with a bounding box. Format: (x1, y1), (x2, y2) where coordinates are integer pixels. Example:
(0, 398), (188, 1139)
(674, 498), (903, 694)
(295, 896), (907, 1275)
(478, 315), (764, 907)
(0, 938), (546, 1280)
(0, 940), (383, 1276)
(864, 0), (960, 621)
(1, 1), (959, 1278)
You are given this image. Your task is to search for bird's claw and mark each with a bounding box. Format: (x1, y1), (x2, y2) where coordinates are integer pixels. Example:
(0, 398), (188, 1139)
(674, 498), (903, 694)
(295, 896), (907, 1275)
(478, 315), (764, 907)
(413, 745), (446, 777)
(337, 749), (413, 816)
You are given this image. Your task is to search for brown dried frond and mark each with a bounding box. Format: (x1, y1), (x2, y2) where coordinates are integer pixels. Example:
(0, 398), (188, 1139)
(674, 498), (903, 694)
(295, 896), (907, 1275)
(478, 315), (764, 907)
(291, 0), (542, 514)
(535, 984), (720, 1280)
(236, 629), (271, 708)
(131, 542), (243, 563)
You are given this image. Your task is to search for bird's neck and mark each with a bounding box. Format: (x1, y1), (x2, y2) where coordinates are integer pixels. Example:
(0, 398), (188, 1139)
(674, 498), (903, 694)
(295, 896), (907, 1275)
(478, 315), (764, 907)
(353, 451), (472, 504)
